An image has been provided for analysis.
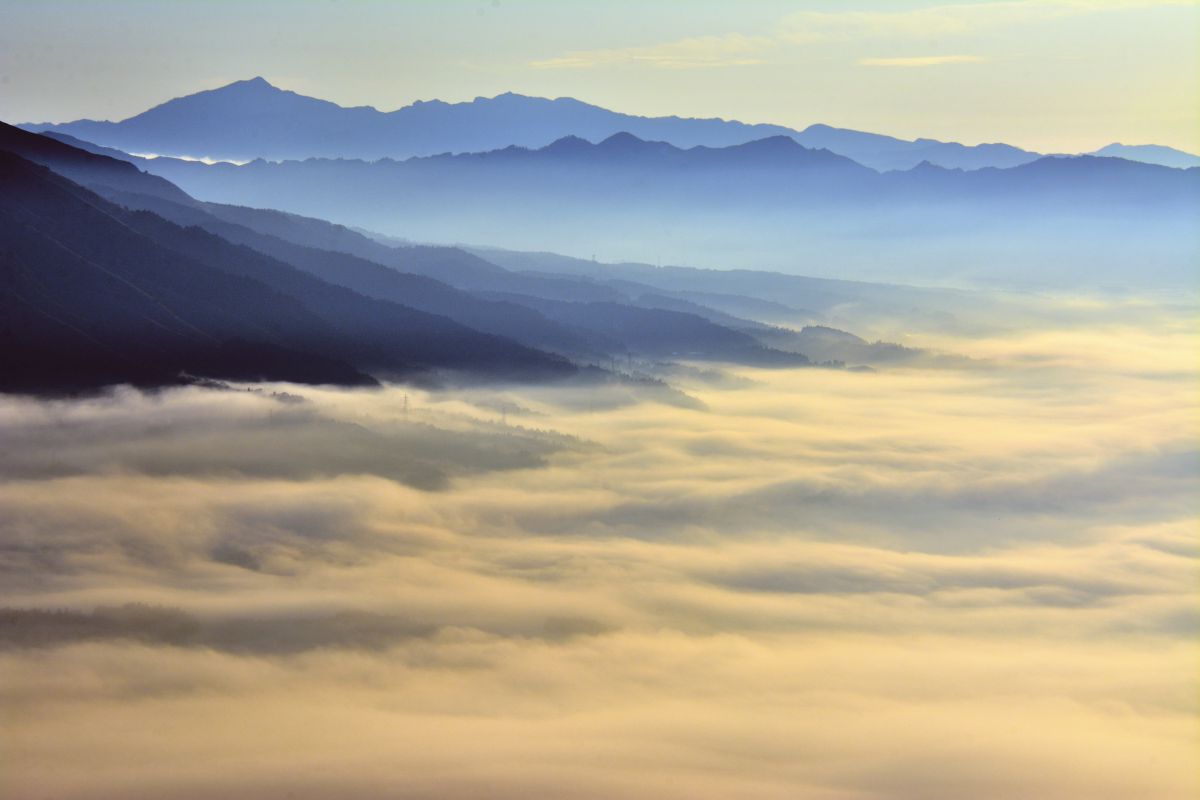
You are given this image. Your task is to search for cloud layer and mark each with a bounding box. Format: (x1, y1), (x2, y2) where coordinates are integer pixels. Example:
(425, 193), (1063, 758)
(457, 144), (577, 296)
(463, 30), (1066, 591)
(1, 301), (1197, 799)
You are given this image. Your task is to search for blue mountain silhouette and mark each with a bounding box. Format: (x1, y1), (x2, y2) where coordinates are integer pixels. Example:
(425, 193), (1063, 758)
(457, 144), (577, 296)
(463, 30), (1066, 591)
(17, 77), (1068, 170)
(1089, 143), (1200, 169)
(105, 129), (1197, 287)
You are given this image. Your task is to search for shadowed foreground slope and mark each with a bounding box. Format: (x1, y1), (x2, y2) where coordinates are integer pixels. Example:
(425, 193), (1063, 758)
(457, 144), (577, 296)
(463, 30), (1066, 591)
(0, 147), (575, 392)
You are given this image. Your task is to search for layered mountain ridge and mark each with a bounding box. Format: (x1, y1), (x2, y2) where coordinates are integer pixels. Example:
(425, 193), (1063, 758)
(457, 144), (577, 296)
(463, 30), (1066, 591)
(24, 77), (1196, 171)
(104, 127), (1199, 288)
(1, 121), (845, 393)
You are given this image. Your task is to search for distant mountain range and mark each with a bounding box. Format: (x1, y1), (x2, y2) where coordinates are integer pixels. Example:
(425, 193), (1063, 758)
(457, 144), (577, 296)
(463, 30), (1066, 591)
(20, 77), (1199, 171)
(6, 78), (1196, 393)
(96, 129), (1199, 287)
(1090, 143), (1200, 169)
(3, 121), (848, 392)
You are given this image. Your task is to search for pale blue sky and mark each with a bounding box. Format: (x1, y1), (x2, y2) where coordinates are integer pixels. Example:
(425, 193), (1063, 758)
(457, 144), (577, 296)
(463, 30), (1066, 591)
(1, 0), (1196, 152)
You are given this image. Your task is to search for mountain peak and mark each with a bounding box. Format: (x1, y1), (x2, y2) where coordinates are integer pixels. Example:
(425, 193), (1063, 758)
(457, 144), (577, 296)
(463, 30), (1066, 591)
(472, 91), (536, 105)
(542, 135), (592, 153)
(221, 76), (279, 92)
(740, 134), (801, 149)
(725, 136), (813, 160)
(598, 131), (657, 149)
(907, 159), (950, 173)
(1090, 142), (1200, 168)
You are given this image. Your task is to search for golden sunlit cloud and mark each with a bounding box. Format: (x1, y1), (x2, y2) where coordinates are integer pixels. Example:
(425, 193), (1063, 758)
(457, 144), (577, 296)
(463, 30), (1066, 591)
(2, 300), (1196, 799)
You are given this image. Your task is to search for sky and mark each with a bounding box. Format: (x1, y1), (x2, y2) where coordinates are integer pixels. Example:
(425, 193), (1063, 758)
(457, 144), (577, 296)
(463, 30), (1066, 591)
(0, 0), (1197, 153)
(3, 298), (1197, 799)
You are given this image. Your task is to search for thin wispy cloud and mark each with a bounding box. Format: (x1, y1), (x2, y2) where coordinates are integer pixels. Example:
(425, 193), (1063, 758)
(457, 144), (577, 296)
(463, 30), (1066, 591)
(779, 0), (1196, 43)
(530, 34), (772, 70)
(531, 1), (1193, 72)
(860, 54), (988, 67)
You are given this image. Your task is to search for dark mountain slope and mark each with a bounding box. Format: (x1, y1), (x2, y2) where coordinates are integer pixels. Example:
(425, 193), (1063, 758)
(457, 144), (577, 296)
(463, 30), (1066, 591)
(11, 122), (876, 307)
(0, 151), (371, 392)
(8, 127), (821, 368)
(113, 187), (795, 365)
(0, 120), (626, 302)
(0, 150), (576, 391)
(0, 119), (193, 204)
(112, 210), (576, 380)
(105, 192), (599, 360)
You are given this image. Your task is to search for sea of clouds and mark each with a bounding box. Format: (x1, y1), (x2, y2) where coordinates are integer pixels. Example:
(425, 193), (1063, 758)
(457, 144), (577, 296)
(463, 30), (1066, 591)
(1, 300), (1196, 800)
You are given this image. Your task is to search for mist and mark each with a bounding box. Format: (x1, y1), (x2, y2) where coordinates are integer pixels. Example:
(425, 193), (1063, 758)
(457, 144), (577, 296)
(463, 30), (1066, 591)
(2, 296), (1196, 800)
(133, 141), (1200, 290)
